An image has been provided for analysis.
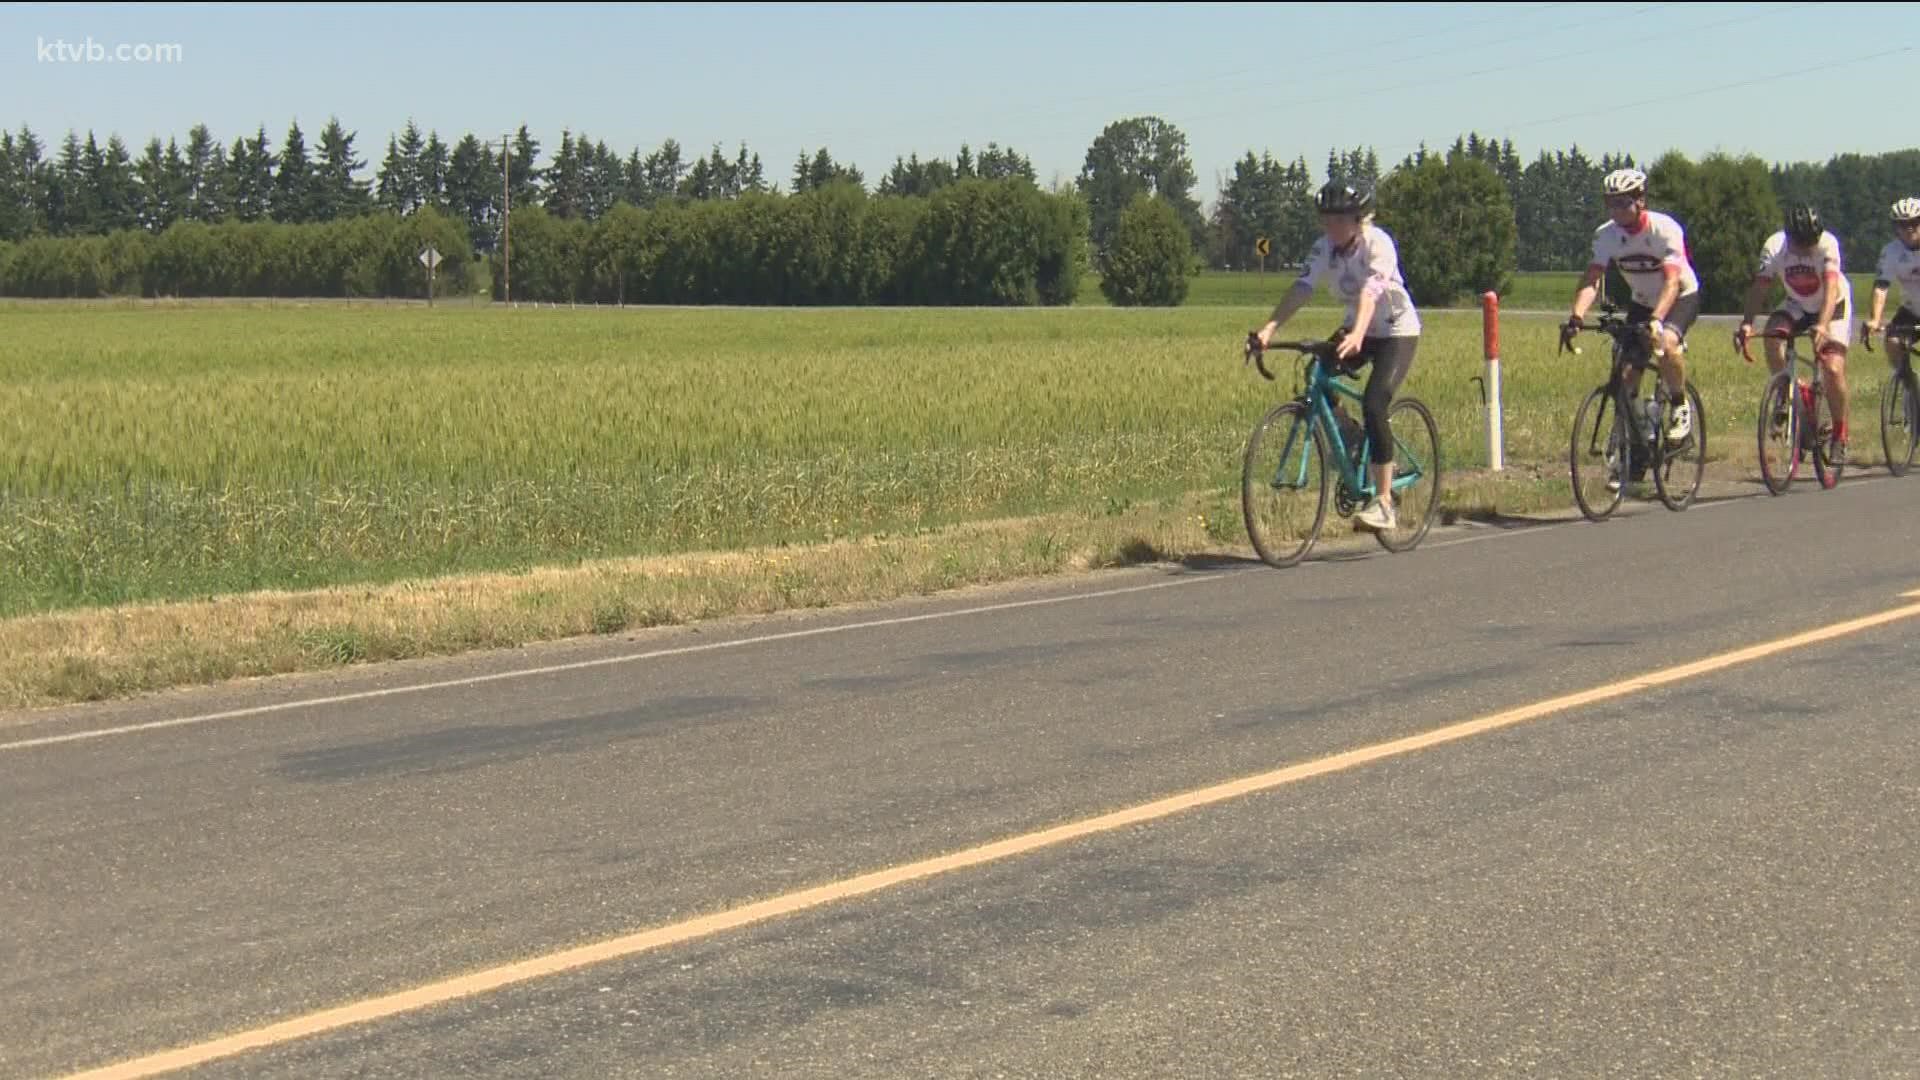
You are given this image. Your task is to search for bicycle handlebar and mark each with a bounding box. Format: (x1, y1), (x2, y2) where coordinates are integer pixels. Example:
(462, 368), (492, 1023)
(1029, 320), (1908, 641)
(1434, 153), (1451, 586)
(1863, 319), (1919, 356)
(1244, 332), (1340, 381)
(1737, 325), (1811, 364)
(1557, 308), (1651, 358)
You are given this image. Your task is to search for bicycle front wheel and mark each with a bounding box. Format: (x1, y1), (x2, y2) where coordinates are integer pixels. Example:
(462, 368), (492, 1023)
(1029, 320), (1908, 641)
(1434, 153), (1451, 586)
(1881, 365), (1919, 476)
(1373, 397), (1442, 553)
(1757, 371), (1800, 495)
(1241, 400), (1328, 568)
(1652, 381), (1706, 511)
(1570, 385), (1626, 521)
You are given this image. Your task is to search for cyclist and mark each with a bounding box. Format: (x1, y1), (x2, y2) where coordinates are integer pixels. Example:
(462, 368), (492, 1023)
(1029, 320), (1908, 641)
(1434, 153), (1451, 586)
(1562, 167), (1702, 475)
(1865, 197), (1920, 371)
(1735, 205), (1854, 463)
(1251, 180), (1421, 533)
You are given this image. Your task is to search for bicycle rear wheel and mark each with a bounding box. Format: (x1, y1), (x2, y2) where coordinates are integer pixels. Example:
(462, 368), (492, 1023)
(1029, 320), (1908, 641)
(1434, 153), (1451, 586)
(1241, 401), (1328, 568)
(1756, 372), (1800, 495)
(1373, 397), (1441, 553)
(1880, 365), (1919, 476)
(1569, 384), (1626, 521)
(1652, 381), (1706, 511)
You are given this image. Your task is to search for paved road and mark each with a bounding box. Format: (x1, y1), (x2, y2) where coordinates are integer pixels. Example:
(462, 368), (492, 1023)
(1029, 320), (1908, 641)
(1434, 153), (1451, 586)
(5, 475), (1919, 1079)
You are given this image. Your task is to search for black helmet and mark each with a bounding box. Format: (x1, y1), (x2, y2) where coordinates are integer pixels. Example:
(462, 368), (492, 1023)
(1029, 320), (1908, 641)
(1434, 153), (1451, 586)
(1785, 205), (1822, 246)
(1316, 181), (1374, 216)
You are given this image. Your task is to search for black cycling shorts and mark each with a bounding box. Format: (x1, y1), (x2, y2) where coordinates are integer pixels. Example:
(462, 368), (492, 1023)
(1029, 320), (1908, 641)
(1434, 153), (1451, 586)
(1627, 290), (1701, 342)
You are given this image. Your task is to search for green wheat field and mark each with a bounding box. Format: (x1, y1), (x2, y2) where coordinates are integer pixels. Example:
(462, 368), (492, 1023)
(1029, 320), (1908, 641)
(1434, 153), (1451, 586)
(1, 292), (1898, 620)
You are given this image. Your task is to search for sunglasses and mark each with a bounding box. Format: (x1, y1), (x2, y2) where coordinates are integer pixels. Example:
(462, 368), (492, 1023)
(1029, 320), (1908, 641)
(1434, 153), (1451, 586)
(1605, 195), (1640, 209)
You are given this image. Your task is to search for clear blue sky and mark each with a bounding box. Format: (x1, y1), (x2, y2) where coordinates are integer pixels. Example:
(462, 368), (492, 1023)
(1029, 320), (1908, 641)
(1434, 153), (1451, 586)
(5, 2), (1915, 203)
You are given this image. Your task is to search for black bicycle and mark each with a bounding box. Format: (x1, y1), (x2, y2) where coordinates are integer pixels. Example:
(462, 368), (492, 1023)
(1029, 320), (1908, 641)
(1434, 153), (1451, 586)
(1559, 303), (1706, 521)
(1863, 320), (1920, 476)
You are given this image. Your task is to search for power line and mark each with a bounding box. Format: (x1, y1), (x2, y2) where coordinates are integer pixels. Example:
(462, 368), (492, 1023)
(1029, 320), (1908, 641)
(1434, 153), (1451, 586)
(1172, 0), (1843, 137)
(768, 2), (1581, 168)
(1508, 42), (1915, 133)
(1364, 1), (1833, 166)
(995, 1), (1574, 125)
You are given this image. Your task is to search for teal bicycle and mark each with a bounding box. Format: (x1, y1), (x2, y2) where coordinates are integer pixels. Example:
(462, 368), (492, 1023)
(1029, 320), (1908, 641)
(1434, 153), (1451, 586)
(1240, 333), (1442, 568)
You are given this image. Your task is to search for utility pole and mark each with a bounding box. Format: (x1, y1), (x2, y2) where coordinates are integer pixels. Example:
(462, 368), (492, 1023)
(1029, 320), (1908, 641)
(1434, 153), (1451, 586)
(500, 132), (512, 305)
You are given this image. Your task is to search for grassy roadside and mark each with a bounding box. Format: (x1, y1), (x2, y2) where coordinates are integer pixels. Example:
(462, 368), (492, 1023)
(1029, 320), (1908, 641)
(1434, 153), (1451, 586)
(1, 469), (1585, 712)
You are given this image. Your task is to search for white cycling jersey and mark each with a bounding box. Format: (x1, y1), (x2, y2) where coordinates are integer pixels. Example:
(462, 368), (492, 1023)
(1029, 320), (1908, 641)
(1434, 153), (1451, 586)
(1878, 238), (1920, 314)
(1755, 229), (1848, 318)
(1589, 210), (1700, 308)
(1295, 224), (1421, 338)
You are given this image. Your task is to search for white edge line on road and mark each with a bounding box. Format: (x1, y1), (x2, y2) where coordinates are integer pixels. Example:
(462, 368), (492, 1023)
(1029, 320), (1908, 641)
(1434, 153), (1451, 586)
(0, 573), (1237, 752)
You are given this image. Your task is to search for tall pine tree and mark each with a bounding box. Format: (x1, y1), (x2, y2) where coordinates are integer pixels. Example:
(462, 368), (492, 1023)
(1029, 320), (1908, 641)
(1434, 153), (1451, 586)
(315, 117), (371, 221)
(183, 123), (226, 222)
(444, 133), (496, 249)
(419, 131), (449, 214)
(272, 120), (312, 223)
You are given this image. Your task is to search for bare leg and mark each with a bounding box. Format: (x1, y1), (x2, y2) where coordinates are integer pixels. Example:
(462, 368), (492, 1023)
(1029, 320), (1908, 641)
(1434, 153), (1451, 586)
(1821, 347), (1849, 443)
(1658, 327), (1688, 400)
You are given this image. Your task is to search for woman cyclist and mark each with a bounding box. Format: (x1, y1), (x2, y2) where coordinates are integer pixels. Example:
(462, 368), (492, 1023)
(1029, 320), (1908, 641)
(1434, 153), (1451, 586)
(1249, 181), (1421, 533)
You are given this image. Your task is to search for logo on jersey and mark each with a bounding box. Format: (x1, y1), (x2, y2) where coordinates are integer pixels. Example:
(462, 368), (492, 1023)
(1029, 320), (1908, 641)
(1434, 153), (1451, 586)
(1784, 264), (1822, 298)
(1617, 253), (1665, 274)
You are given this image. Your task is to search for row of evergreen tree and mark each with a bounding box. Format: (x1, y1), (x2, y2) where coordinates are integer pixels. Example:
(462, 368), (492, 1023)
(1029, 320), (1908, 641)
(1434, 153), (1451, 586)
(0, 178), (1092, 307)
(9, 117), (1913, 281)
(0, 119), (1038, 255)
(1208, 134), (1920, 275)
(5, 113), (1918, 308)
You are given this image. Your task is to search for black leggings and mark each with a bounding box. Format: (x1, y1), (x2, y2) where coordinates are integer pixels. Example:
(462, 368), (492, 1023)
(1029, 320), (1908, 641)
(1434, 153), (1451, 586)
(1340, 335), (1418, 464)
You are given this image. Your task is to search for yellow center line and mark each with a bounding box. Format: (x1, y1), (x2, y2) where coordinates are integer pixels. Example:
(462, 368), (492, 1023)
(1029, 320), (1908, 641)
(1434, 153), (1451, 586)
(62, 590), (1920, 1080)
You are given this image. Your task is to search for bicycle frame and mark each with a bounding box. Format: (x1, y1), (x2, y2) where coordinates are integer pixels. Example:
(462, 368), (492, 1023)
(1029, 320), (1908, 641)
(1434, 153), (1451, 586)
(1567, 311), (1665, 447)
(1745, 326), (1815, 385)
(1267, 349), (1424, 499)
(1604, 339), (1658, 433)
(1744, 325), (1823, 424)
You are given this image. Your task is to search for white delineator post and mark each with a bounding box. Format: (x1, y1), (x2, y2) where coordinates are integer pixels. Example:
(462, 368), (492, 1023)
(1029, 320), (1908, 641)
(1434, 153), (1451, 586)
(1482, 290), (1505, 471)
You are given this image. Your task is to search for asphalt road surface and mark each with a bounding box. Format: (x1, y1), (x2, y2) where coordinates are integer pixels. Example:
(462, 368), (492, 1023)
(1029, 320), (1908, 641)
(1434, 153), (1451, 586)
(5, 473), (1919, 1079)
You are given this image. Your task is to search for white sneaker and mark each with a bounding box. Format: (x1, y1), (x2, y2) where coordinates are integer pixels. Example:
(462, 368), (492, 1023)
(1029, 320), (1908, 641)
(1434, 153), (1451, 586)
(1665, 401), (1692, 442)
(1355, 499), (1397, 532)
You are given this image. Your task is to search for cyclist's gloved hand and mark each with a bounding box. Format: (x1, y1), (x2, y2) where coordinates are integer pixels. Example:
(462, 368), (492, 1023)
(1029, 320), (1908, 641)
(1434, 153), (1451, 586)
(1558, 316), (1581, 351)
(1734, 321), (1753, 360)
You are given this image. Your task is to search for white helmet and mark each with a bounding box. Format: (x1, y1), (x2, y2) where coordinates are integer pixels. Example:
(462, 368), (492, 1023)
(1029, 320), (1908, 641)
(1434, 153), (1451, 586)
(1894, 197), (1920, 224)
(1603, 168), (1647, 197)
